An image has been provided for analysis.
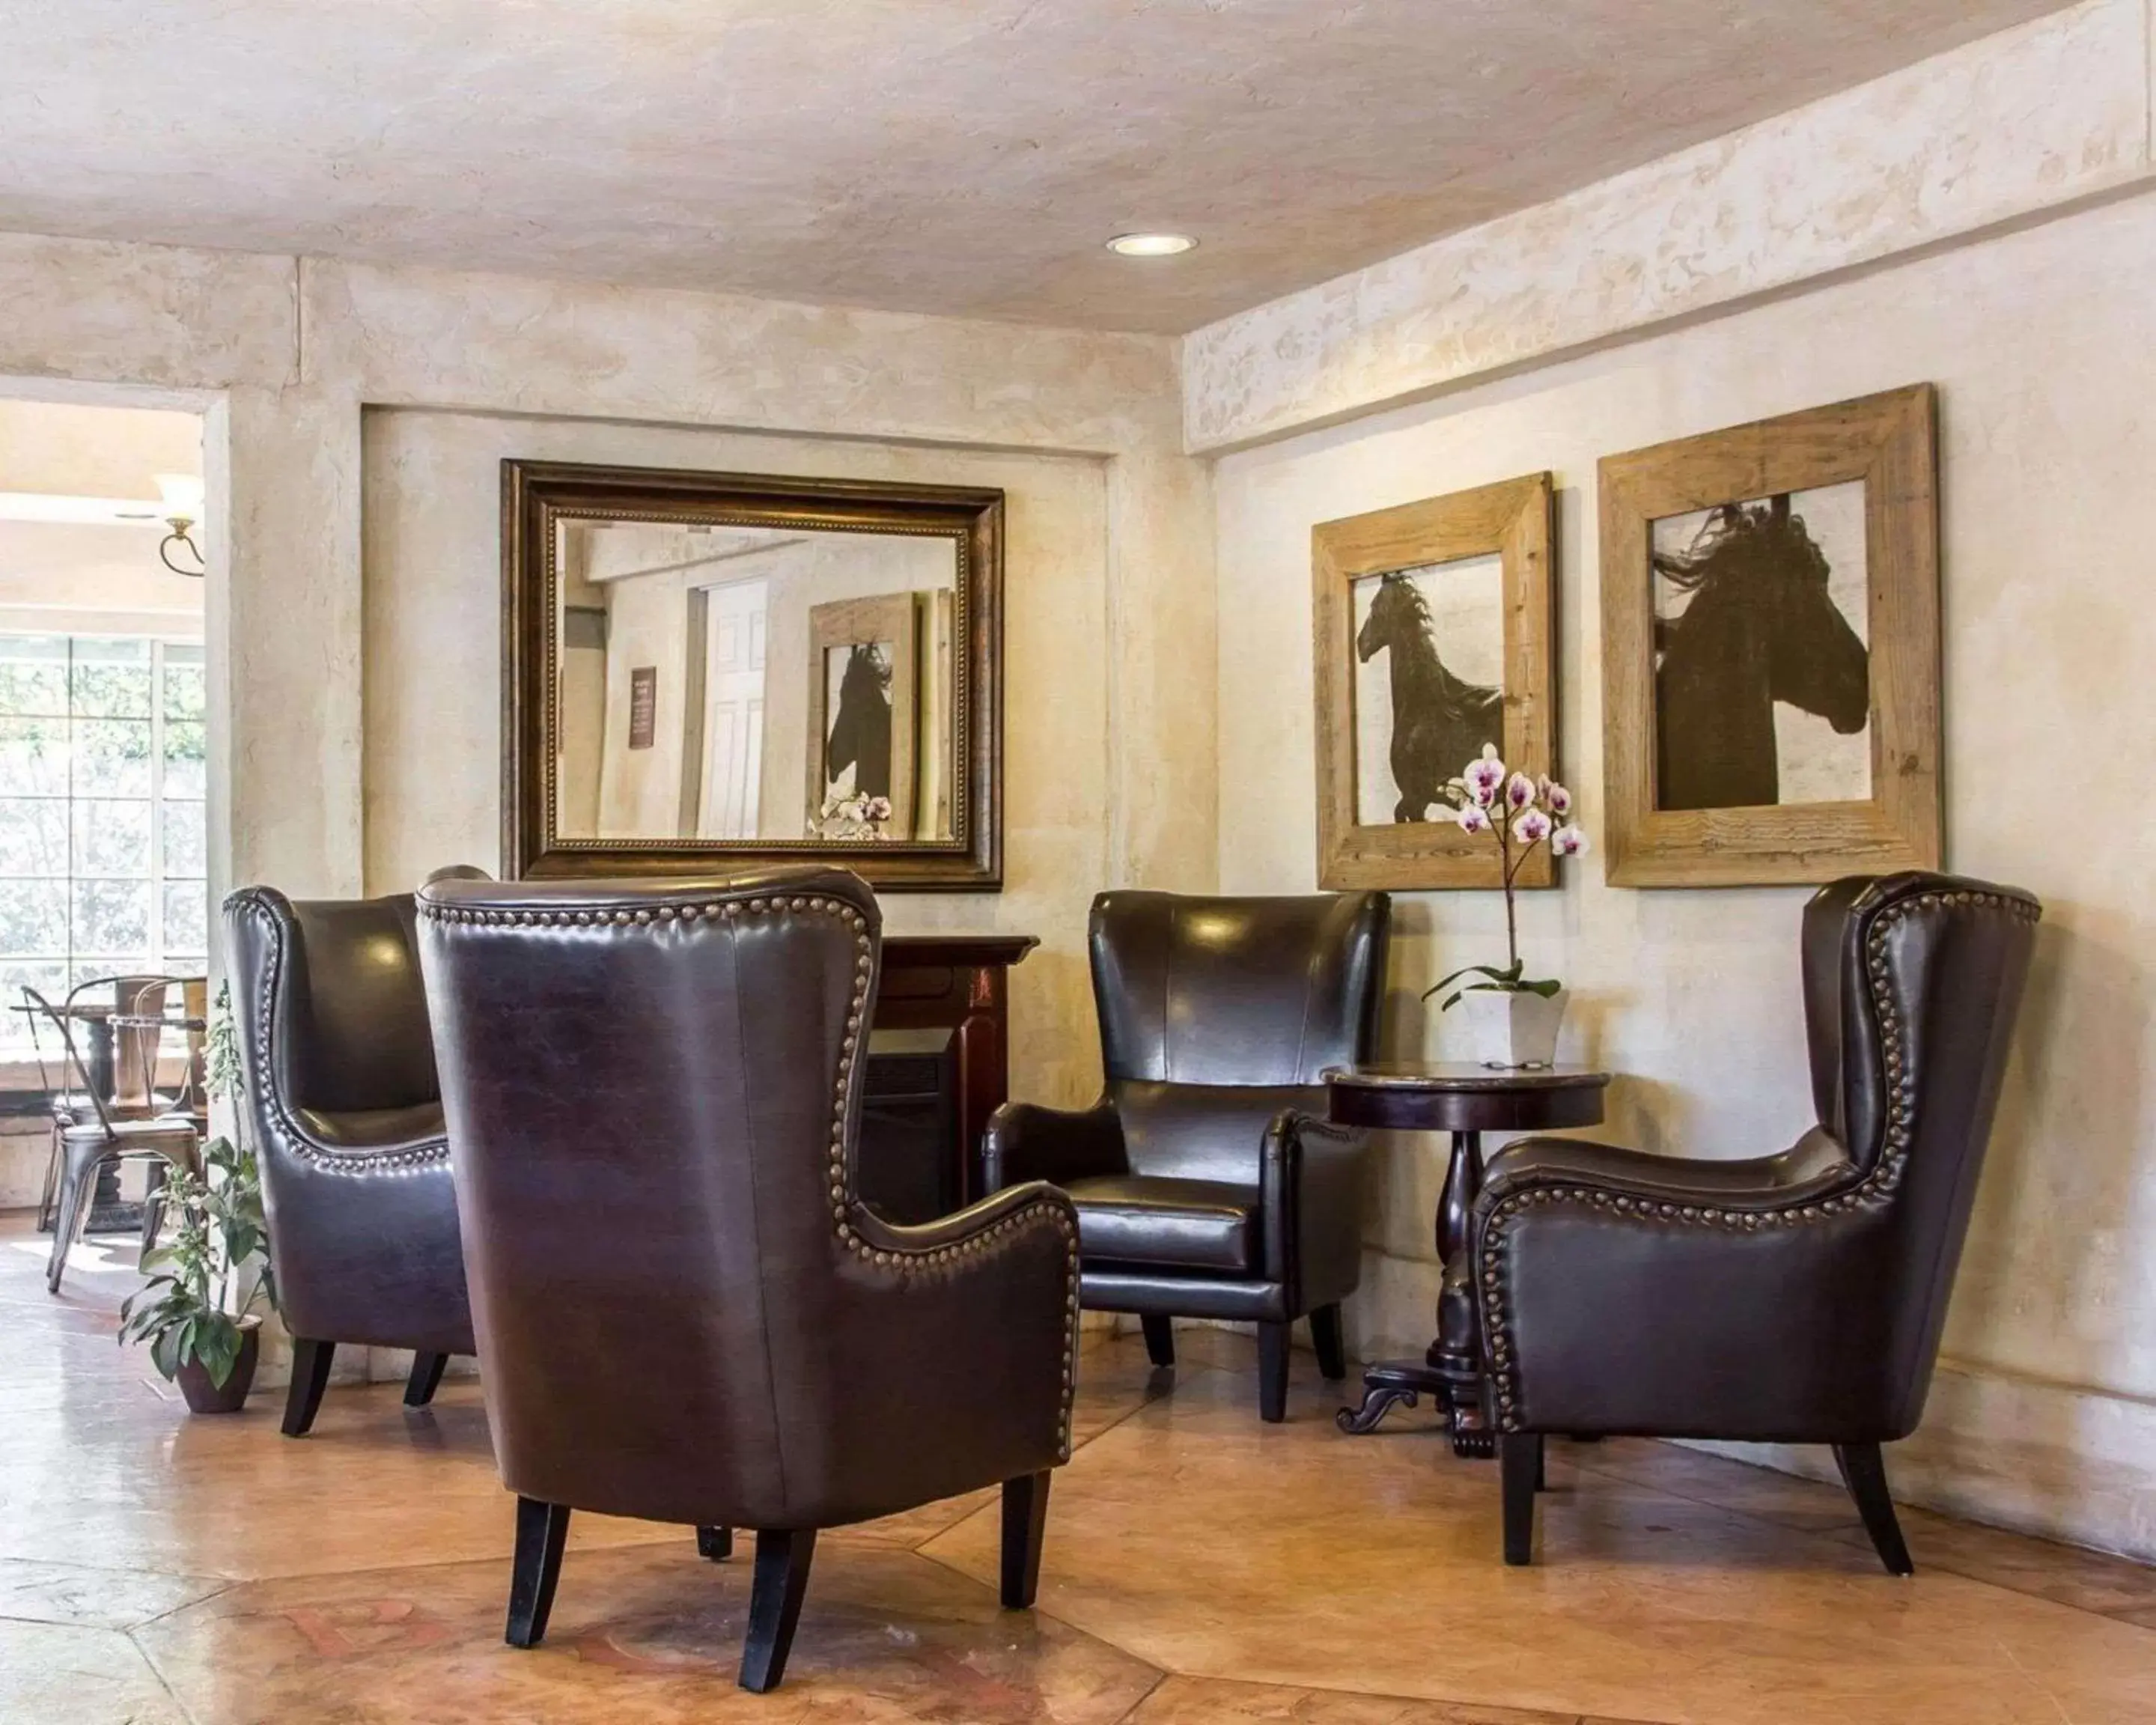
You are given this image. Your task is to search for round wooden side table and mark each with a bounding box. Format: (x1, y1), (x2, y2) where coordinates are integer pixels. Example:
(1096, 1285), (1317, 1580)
(1326, 1062), (1610, 1455)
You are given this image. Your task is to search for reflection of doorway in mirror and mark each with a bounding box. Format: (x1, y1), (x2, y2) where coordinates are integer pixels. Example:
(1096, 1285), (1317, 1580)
(696, 579), (768, 838)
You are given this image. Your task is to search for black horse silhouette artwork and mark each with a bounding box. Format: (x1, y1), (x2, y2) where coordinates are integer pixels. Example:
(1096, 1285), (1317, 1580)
(1652, 493), (1870, 812)
(1355, 570), (1503, 823)
(823, 642), (894, 798)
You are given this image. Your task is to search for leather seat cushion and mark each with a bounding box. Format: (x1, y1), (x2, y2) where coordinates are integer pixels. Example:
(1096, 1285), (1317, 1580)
(1065, 1175), (1258, 1274)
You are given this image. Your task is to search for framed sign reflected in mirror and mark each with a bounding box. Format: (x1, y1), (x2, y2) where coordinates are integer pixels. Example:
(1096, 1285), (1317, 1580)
(503, 461), (1002, 889)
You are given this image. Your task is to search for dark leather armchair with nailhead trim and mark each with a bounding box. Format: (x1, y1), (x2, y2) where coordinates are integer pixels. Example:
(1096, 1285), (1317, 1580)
(415, 867), (1079, 1694)
(225, 875), (483, 1437)
(984, 889), (1390, 1423)
(1470, 872), (2040, 1575)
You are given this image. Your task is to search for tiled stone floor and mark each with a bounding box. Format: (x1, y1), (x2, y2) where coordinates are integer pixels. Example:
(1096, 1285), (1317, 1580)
(7, 1212), (2156, 1723)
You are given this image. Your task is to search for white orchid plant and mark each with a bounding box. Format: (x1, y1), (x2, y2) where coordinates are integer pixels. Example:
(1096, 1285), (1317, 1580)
(1425, 744), (1589, 1011)
(812, 789), (895, 842)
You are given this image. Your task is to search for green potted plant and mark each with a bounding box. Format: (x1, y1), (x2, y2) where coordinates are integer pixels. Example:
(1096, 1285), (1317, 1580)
(118, 984), (278, 1414)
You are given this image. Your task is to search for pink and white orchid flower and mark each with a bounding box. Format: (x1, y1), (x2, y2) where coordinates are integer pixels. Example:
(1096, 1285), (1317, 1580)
(1462, 745), (1505, 808)
(1427, 751), (1586, 1027)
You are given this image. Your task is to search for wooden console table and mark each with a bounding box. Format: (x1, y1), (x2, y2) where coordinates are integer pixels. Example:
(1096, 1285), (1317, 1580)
(863, 934), (1038, 1219)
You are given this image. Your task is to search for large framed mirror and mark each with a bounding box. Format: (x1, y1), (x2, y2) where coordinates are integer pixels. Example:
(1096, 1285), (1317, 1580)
(503, 461), (1002, 889)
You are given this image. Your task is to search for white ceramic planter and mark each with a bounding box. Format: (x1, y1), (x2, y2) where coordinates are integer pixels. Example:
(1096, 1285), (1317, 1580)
(1461, 987), (1568, 1069)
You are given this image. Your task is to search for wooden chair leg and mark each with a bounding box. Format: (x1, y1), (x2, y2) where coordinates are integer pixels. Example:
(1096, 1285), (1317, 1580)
(1257, 1320), (1289, 1423)
(1309, 1303), (1348, 1381)
(1500, 1434), (1541, 1566)
(1833, 1442), (1914, 1576)
(404, 1351), (451, 1408)
(1000, 1471), (1051, 1608)
(1140, 1314), (1175, 1369)
(739, 1528), (817, 1694)
(505, 1497), (573, 1647)
(281, 1338), (336, 1438)
(697, 1526), (733, 1561)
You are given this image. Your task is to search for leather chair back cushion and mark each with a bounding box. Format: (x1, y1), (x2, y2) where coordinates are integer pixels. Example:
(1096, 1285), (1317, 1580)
(1089, 891), (1389, 1088)
(420, 868), (885, 1525)
(1109, 1079), (1321, 1185)
(284, 896), (441, 1114)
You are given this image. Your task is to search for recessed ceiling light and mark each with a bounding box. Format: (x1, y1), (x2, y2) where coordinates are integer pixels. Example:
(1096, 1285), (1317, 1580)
(1106, 232), (1196, 258)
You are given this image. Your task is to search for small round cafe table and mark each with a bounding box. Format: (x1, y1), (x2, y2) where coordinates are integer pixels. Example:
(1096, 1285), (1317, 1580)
(1324, 1062), (1610, 1456)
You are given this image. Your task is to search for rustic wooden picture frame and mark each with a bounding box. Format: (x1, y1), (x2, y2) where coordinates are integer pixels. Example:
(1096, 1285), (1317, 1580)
(1598, 385), (1940, 887)
(1313, 472), (1556, 890)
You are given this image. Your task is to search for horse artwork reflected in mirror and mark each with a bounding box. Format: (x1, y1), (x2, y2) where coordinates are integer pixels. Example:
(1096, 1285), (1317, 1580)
(1651, 488), (1871, 812)
(824, 642), (895, 800)
(1354, 568), (1504, 824)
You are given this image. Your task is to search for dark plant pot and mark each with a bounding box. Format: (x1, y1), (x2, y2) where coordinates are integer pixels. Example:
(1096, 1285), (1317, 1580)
(175, 1321), (261, 1415)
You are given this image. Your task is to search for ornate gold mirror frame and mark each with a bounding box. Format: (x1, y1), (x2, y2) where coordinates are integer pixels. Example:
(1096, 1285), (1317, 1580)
(502, 460), (1002, 890)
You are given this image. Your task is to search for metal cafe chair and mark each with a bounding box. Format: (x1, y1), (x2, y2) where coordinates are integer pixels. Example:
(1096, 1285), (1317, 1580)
(111, 976), (213, 1250)
(20, 985), (201, 1295)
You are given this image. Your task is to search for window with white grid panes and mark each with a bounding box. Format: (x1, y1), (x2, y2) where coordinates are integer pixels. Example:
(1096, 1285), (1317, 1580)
(0, 634), (208, 1053)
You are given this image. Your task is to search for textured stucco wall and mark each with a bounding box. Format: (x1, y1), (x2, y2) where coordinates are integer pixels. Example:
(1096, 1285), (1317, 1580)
(1212, 189), (2156, 1559)
(1, 245), (1212, 1390)
(362, 409), (1116, 1116)
(1183, 0), (2156, 451)
(2, 243), (1216, 917)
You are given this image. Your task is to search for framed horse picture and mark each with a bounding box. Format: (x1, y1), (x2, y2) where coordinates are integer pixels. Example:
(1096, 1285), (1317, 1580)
(1598, 385), (1940, 886)
(1312, 472), (1556, 890)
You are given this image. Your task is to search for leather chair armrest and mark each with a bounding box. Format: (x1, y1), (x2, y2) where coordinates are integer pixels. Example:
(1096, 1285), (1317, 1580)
(1470, 1185), (1895, 1439)
(861, 1178), (1080, 1254)
(981, 1098), (1128, 1192)
(1470, 1127), (1884, 1438)
(844, 1181), (1082, 1485)
(1259, 1110), (1369, 1303)
(1477, 1125), (1858, 1220)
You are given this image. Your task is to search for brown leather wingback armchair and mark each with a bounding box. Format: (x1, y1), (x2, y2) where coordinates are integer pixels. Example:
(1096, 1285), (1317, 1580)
(225, 880), (480, 1436)
(1471, 873), (2040, 1575)
(415, 868), (1080, 1694)
(984, 890), (1390, 1422)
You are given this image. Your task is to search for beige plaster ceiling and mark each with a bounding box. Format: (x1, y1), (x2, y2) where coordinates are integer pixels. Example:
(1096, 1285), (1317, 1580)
(0, 1), (2072, 334)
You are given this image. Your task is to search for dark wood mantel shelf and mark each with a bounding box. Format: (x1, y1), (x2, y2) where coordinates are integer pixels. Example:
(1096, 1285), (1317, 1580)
(866, 934), (1038, 1216)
